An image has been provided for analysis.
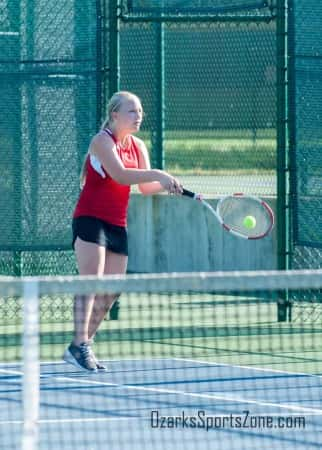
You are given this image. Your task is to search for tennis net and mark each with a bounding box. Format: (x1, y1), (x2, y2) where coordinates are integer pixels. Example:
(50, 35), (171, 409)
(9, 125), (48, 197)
(1, 270), (322, 450)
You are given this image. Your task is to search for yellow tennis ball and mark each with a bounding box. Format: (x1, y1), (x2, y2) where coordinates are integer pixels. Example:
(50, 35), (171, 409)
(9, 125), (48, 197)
(243, 215), (256, 229)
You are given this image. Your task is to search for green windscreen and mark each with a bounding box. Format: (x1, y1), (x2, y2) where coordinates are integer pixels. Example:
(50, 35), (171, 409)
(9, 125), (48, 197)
(0, 0), (99, 252)
(289, 0), (322, 249)
(119, 19), (276, 187)
(0, 1), (279, 276)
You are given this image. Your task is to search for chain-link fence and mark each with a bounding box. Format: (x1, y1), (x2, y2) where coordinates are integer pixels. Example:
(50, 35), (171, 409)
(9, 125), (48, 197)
(287, 0), (322, 321)
(119, 3), (277, 196)
(0, 0), (103, 275)
(289, 0), (322, 261)
(0, 1), (284, 276)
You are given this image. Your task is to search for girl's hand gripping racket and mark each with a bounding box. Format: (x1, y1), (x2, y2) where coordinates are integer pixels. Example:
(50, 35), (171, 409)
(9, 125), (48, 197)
(182, 188), (274, 240)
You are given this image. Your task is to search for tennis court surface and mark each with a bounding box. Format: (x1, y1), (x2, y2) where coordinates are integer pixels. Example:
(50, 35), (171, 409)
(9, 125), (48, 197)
(1, 271), (322, 449)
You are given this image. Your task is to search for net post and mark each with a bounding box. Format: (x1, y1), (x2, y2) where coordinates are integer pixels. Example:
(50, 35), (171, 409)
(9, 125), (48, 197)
(22, 279), (40, 450)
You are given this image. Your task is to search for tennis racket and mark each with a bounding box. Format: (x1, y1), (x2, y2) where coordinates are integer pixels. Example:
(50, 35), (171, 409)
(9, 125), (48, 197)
(182, 188), (274, 240)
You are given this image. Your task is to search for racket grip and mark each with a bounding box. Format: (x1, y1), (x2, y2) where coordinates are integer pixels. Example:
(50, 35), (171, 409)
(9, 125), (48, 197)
(182, 188), (197, 199)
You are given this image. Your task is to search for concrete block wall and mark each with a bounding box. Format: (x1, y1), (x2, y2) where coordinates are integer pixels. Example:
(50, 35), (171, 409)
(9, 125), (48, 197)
(127, 194), (277, 273)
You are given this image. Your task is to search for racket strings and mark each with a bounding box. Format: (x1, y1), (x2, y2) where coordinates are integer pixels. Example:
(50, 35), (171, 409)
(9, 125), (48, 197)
(217, 197), (272, 238)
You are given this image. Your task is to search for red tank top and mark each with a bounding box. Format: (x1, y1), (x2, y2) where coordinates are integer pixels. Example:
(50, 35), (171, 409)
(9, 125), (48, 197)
(73, 129), (139, 227)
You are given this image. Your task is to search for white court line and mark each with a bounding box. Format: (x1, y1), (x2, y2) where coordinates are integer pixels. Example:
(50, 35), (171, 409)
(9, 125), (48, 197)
(0, 358), (183, 380)
(0, 368), (24, 376)
(0, 412), (319, 427)
(2, 359), (322, 416)
(1, 356), (321, 379)
(174, 358), (322, 379)
(1, 356), (321, 382)
(55, 376), (322, 416)
(0, 417), (137, 425)
(1, 356), (321, 383)
(0, 357), (174, 368)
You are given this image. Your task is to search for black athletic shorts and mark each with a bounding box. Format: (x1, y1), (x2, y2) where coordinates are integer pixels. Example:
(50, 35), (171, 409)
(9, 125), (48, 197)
(72, 216), (128, 256)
